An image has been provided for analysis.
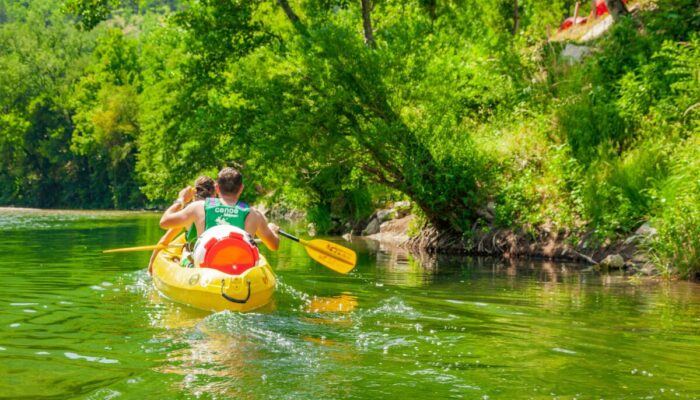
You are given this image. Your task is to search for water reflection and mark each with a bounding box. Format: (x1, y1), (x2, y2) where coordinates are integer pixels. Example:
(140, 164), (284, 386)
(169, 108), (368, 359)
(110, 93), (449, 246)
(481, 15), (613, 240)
(356, 238), (438, 287)
(301, 292), (357, 331)
(359, 236), (596, 289)
(305, 293), (358, 314)
(146, 290), (210, 330)
(160, 324), (263, 399)
(145, 281), (361, 398)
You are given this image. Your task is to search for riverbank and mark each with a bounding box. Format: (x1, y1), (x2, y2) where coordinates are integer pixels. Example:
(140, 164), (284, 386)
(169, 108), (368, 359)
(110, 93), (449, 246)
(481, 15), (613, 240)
(349, 208), (673, 279)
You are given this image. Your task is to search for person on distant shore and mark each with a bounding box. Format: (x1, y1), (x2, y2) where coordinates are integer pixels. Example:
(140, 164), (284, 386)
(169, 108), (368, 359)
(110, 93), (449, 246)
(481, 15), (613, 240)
(159, 167), (280, 251)
(148, 176), (216, 272)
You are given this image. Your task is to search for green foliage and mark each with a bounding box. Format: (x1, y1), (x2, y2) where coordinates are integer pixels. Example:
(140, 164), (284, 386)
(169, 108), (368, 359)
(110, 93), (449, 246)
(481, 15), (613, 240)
(64, 0), (116, 30)
(135, 0), (279, 204)
(648, 137), (700, 279)
(63, 0), (180, 29)
(538, 5), (700, 241)
(557, 88), (629, 164)
(0, 1), (96, 207)
(226, 1), (507, 230)
(0, 1), (150, 208)
(576, 142), (668, 236)
(646, 36), (700, 278)
(70, 28), (143, 208)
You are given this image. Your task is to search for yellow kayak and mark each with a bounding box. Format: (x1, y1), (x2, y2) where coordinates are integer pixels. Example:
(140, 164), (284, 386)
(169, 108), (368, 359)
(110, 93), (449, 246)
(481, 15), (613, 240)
(150, 235), (276, 312)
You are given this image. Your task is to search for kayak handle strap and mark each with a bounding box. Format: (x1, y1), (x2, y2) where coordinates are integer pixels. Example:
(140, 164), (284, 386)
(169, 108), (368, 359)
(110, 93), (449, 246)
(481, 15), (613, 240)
(220, 279), (252, 304)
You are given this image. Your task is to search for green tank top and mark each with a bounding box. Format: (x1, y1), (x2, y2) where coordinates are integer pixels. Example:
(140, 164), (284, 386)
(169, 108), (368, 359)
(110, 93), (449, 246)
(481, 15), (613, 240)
(204, 198), (250, 231)
(185, 223), (198, 244)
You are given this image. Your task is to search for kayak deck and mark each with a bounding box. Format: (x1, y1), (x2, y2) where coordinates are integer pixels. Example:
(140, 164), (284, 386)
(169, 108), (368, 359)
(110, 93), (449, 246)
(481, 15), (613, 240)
(151, 238), (276, 312)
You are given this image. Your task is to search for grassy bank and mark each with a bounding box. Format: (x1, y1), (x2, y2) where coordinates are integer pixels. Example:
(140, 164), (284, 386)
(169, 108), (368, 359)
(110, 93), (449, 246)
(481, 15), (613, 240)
(453, 6), (700, 278)
(368, 1), (699, 278)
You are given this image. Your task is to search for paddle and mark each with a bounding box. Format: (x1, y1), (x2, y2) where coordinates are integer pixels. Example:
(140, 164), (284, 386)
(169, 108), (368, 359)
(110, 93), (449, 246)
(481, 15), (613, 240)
(278, 230), (357, 274)
(102, 243), (184, 253)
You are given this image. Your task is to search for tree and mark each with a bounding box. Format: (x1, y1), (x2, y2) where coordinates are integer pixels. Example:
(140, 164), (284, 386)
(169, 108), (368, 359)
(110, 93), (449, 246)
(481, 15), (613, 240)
(64, 0), (115, 30)
(244, 0), (497, 231)
(0, 1), (98, 207)
(70, 28), (144, 208)
(135, 0), (276, 203)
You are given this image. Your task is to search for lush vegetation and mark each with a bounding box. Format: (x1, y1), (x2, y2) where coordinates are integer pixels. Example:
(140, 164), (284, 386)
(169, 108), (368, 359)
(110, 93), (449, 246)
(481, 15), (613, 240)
(0, 0), (698, 277)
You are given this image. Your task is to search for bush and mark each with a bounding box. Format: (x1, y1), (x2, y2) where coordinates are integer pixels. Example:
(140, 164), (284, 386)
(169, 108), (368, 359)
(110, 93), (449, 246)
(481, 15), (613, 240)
(576, 140), (669, 237)
(648, 137), (700, 278)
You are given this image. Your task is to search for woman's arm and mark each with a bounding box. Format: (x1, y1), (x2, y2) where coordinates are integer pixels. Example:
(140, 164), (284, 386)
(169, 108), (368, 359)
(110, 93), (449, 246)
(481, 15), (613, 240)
(160, 187), (196, 229)
(148, 227), (182, 274)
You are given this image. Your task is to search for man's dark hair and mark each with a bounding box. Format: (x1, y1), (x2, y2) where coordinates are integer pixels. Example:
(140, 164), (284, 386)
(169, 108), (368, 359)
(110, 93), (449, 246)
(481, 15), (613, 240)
(217, 167), (243, 196)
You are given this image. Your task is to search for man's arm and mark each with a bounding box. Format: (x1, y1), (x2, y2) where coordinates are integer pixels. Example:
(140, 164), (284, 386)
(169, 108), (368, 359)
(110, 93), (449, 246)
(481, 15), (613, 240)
(250, 210), (280, 251)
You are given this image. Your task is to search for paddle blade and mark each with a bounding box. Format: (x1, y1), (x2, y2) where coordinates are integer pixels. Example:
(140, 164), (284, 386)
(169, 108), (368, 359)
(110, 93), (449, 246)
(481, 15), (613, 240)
(302, 239), (357, 274)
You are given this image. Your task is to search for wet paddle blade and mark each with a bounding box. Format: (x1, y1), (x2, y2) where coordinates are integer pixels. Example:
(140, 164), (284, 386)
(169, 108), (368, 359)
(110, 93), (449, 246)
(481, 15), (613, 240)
(301, 239), (357, 274)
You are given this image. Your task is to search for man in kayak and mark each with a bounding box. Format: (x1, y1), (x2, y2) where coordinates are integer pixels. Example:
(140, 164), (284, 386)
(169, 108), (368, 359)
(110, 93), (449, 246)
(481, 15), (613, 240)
(159, 167), (280, 251)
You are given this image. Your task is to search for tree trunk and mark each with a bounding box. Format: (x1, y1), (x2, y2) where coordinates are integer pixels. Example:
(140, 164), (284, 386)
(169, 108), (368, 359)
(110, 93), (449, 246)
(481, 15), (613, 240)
(591, 0), (597, 18)
(425, 0), (437, 20)
(513, 0), (520, 35)
(277, 0), (309, 36)
(360, 0), (375, 47)
(604, 0), (629, 21)
(277, 0), (300, 23)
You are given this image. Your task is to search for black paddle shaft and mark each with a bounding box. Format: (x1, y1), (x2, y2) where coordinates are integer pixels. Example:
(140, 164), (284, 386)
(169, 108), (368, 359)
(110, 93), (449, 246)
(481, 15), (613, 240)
(278, 230), (300, 242)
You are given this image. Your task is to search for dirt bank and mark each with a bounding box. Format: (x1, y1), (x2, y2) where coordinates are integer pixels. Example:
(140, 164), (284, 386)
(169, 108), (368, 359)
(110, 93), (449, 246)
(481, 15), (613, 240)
(355, 213), (657, 275)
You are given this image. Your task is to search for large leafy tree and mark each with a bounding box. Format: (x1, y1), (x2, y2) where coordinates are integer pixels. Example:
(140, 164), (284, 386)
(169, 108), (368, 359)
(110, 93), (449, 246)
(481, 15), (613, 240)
(134, 0), (528, 230)
(220, 1), (520, 231)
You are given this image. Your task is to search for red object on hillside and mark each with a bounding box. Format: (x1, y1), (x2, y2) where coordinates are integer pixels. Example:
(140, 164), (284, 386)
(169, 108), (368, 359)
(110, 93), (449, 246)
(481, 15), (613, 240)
(558, 16), (588, 32)
(558, 0), (628, 32)
(594, 0), (628, 17)
(595, 0), (609, 16)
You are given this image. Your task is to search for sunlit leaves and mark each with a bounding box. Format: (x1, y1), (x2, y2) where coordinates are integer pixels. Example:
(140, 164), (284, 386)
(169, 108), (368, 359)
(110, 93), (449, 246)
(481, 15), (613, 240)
(64, 0), (117, 30)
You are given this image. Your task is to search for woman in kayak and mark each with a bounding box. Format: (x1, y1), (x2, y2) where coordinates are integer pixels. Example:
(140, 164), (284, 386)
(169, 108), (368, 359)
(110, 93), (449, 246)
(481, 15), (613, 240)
(147, 175), (215, 272)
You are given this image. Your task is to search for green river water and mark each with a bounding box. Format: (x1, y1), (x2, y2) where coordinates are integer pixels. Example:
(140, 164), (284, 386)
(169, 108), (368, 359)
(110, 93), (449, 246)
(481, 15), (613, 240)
(0, 209), (699, 399)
